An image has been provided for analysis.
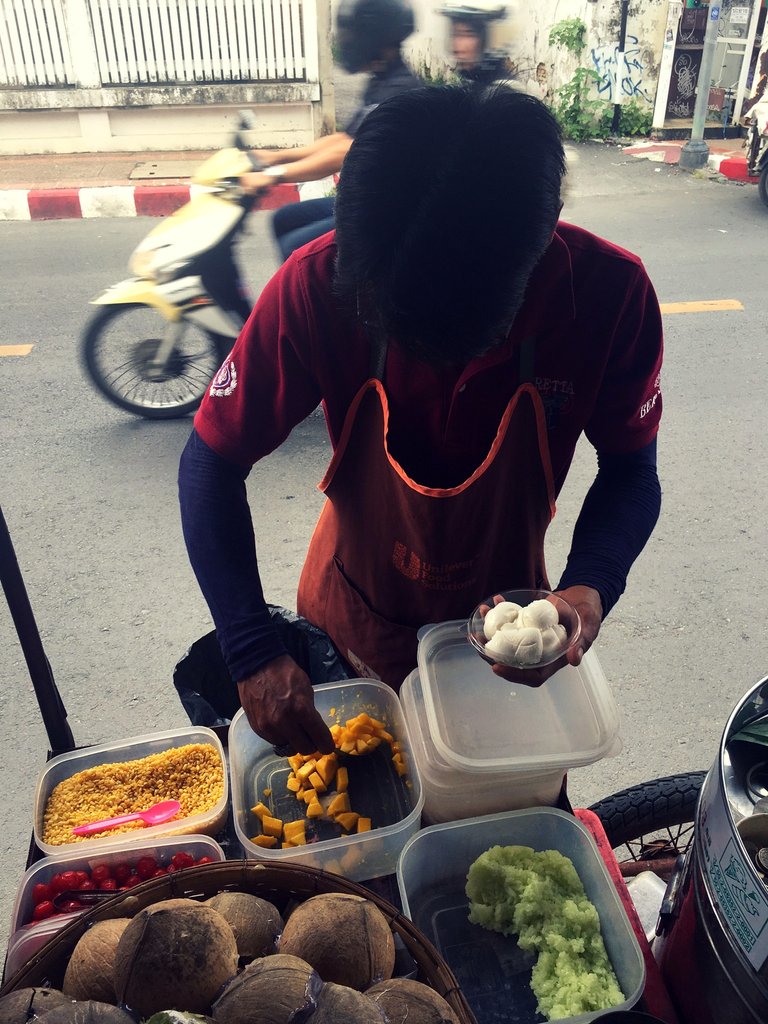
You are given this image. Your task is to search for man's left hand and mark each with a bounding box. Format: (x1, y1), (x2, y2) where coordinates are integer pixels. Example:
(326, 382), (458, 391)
(491, 585), (603, 686)
(240, 172), (278, 195)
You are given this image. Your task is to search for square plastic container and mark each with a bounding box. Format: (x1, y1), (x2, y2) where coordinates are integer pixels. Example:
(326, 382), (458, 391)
(401, 670), (565, 823)
(397, 807), (645, 1024)
(417, 621), (621, 774)
(34, 727), (228, 857)
(229, 680), (423, 881)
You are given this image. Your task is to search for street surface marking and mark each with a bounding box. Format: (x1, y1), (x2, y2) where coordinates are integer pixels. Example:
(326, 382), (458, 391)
(0, 345), (34, 357)
(660, 299), (744, 314)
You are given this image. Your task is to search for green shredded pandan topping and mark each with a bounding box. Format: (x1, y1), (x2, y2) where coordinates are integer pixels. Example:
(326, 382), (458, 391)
(466, 845), (624, 1020)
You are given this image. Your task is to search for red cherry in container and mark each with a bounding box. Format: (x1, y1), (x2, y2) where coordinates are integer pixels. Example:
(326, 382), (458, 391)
(124, 874), (142, 888)
(152, 868), (168, 878)
(100, 878), (118, 892)
(78, 880), (97, 892)
(91, 864), (112, 885)
(48, 873), (67, 895)
(135, 856), (158, 880)
(171, 851), (195, 870)
(113, 863), (132, 884)
(32, 901), (55, 921)
(74, 871), (90, 888)
(32, 883), (52, 906)
(196, 856), (214, 865)
(59, 871), (80, 891)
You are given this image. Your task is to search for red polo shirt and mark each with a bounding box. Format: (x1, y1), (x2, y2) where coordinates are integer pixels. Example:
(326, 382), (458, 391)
(195, 221), (662, 493)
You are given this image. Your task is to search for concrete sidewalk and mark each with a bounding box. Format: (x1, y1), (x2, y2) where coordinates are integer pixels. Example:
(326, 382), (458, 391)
(622, 137), (757, 182)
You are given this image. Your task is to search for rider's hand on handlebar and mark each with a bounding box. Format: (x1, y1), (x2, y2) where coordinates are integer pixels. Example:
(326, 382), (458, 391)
(237, 653), (335, 756)
(490, 585), (603, 687)
(240, 171), (281, 195)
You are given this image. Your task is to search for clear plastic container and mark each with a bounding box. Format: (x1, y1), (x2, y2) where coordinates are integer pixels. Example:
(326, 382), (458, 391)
(10, 834), (226, 937)
(34, 727), (229, 857)
(401, 670), (565, 823)
(396, 807), (645, 1024)
(417, 621), (621, 774)
(229, 680), (423, 881)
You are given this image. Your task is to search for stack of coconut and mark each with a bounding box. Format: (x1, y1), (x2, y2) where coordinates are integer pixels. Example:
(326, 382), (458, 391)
(0, 892), (460, 1024)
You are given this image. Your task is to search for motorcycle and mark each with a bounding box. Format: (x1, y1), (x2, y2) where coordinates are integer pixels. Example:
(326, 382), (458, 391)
(82, 115), (262, 419)
(746, 94), (768, 209)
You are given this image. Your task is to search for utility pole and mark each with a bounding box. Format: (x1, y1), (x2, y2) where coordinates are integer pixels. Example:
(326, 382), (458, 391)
(611, 0), (631, 134)
(679, 3), (722, 169)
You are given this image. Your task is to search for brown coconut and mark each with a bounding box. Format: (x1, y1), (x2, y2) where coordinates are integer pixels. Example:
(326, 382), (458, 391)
(0, 988), (71, 1023)
(366, 979), (461, 1024)
(113, 897), (238, 1018)
(204, 892), (284, 960)
(278, 893), (395, 990)
(38, 1002), (136, 1023)
(311, 983), (386, 1023)
(63, 918), (130, 1003)
(211, 953), (321, 1024)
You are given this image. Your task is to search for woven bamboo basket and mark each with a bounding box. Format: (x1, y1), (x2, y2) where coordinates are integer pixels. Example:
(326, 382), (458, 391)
(0, 859), (476, 1022)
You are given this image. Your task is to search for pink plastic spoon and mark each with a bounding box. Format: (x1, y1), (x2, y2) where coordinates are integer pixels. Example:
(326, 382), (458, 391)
(71, 799), (181, 836)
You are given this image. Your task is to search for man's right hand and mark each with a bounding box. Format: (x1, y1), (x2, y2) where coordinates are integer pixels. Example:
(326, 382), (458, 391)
(237, 654), (335, 756)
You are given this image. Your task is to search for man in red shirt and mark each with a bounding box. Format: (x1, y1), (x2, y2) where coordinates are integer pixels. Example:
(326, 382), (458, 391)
(179, 86), (663, 756)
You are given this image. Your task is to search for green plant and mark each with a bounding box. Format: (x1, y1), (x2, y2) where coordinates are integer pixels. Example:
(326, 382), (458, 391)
(552, 67), (611, 141)
(618, 99), (653, 137)
(548, 18), (588, 57)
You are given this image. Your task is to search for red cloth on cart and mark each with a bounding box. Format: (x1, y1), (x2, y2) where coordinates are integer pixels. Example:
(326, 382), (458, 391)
(574, 809), (680, 1024)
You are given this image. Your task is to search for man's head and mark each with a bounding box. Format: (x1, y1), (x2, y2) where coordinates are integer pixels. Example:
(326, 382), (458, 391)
(336, 0), (415, 74)
(335, 85), (566, 366)
(438, 1), (508, 76)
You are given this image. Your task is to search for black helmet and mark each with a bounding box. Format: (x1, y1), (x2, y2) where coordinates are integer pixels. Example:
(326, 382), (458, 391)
(336, 0), (415, 74)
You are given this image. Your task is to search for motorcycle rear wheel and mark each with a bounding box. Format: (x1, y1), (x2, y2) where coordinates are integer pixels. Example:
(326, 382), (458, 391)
(82, 304), (229, 419)
(759, 165), (768, 210)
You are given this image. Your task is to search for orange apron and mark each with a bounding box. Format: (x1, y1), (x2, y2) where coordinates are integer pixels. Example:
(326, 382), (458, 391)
(297, 368), (556, 690)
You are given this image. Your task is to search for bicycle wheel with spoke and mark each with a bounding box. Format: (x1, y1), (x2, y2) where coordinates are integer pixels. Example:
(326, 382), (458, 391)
(82, 304), (226, 419)
(588, 771), (706, 881)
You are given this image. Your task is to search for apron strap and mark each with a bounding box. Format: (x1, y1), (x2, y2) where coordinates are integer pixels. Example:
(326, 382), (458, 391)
(518, 334), (537, 384)
(368, 329), (389, 381)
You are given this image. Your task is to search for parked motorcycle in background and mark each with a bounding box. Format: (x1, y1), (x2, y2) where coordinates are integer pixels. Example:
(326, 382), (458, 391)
(746, 94), (768, 209)
(81, 115), (262, 419)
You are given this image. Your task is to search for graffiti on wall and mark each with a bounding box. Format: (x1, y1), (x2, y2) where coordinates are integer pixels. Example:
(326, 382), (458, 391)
(590, 35), (652, 103)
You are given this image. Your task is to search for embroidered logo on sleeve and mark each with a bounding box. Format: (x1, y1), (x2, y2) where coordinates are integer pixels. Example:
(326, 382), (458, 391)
(210, 360), (237, 397)
(640, 373), (662, 419)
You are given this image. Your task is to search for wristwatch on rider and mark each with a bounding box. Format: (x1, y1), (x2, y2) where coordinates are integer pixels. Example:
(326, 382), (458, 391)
(263, 164), (287, 184)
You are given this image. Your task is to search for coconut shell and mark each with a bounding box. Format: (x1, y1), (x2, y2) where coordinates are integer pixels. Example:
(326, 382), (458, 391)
(63, 919), (130, 1003)
(0, 988), (71, 1023)
(204, 893), (284, 960)
(278, 893), (395, 990)
(366, 979), (461, 1023)
(113, 898), (238, 1018)
(211, 953), (321, 1024)
(311, 983), (386, 1023)
(38, 1002), (136, 1023)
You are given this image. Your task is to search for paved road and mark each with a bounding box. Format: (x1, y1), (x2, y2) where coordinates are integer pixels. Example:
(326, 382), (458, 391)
(1, 143), (767, 954)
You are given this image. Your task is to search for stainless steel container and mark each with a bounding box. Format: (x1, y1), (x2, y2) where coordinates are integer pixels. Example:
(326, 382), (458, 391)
(656, 677), (768, 1024)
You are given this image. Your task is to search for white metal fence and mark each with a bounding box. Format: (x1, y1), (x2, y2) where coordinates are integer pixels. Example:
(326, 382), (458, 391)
(0, 0), (318, 87)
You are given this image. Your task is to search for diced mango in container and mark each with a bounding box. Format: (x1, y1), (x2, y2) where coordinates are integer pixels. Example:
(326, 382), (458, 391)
(283, 840), (297, 848)
(340, 739), (356, 753)
(262, 815), (283, 838)
(355, 739), (369, 754)
(357, 817), (372, 833)
(376, 729), (394, 743)
(366, 736), (382, 750)
(288, 834), (306, 846)
(288, 754), (303, 771)
(392, 742), (402, 754)
(297, 760), (317, 783)
(316, 754), (337, 785)
(307, 799), (324, 818)
(368, 717), (385, 730)
(286, 775), (301, 792)
(330, 724), (343, 741)
(308, 771), (327, 793)
(340, 847), (361, 871)
(251, 802), (270, 819)
(335, 812), (359, 832)
(250, 835), (278, 848)
(283, 820), (306, 839)
(301, 790), (315, 805)
(328, 792), (351, 817)
(336, 766), (348, 793)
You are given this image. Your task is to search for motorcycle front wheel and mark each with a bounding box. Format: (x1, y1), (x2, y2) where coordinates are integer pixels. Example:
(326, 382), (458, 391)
(82, 304), (229, 419)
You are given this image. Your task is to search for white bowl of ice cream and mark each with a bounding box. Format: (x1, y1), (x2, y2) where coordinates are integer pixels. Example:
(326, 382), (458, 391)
(467, 588), (581, 670)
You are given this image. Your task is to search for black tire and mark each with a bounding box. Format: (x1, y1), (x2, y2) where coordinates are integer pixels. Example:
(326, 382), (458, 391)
(589, 771), (706, 872)
(82, 304), (230, 419)
(759, 164), (768, 210)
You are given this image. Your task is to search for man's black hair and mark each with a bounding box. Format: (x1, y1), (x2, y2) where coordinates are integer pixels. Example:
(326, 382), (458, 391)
(334, 84), (566, 365)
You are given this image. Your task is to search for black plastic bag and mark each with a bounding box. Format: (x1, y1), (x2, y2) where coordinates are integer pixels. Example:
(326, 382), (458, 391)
(173, 605), (351, 727)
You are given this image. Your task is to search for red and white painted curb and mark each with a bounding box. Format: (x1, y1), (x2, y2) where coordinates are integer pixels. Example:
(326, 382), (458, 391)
(623, 139), (758, 182)
(0, 177), (337, 222)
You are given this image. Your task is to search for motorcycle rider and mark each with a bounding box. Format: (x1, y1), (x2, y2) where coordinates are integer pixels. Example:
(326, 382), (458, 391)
(437, 0), (513, 84)
(242, 0), (421, 261)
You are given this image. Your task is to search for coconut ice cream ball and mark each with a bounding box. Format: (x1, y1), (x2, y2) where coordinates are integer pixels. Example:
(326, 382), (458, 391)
(540, 623), (568, 658)
(485, 624), (543, 666)
(483, 601), (522, 640)
(520, 599), (559, 630)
